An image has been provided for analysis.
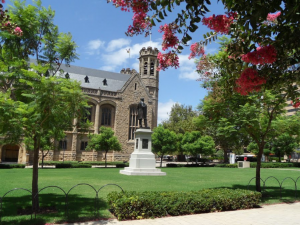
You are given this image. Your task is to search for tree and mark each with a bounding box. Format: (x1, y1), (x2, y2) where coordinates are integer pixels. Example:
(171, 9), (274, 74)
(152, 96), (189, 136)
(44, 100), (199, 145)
(181, 131), (215, 164)
(161, 103), (198, 134)
(152, 125), (177, 167)
(272, 133), (297, 162)
(108, 1), (300, 100)
(195, 92), (250, 163)
(0, 0), (85, 212)
(86, 127), (122, 168)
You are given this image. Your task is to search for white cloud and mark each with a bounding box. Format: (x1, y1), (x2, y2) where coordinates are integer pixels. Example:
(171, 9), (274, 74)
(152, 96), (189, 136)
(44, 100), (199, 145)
(99, 65), (116, 72)
(100, 40), (161, 72)
(86, 39), (105, 55)
(131, 62), (139, 71)
(106, 38), (131, 52)
(158, 99), (178, 124)
(178, 54), (199, 80)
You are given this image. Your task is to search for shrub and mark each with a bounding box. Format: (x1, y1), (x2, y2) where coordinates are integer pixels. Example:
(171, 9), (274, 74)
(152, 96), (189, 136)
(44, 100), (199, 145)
(250, 162), (293, 168)
(55, 163), (91, 168)
(0, 164), (26, 169)
(115, 163), (129, 168)
(215, 164), (237, 168)
(166, 163), (177, 167)
(107, 188), (261, 221)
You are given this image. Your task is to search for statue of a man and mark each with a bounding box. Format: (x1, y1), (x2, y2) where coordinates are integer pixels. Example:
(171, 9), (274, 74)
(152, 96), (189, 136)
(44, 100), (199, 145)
(137, 98), (148, 128)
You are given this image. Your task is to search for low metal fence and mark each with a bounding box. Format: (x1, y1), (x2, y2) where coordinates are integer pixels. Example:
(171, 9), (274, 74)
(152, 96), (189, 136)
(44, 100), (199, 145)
(0, 183), (123, 223)
(247, 176), (300, 199)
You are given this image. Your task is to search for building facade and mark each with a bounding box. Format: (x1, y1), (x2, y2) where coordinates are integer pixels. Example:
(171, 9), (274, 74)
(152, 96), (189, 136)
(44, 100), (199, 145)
(0, 46), (160, 164)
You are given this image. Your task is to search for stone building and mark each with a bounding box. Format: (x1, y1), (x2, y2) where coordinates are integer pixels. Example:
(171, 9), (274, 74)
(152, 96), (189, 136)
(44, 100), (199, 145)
(0, 46), (160, 164)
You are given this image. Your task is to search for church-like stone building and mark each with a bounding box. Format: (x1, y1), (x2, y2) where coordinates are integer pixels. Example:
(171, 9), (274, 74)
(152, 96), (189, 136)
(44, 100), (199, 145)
(0, 46), (160, 164)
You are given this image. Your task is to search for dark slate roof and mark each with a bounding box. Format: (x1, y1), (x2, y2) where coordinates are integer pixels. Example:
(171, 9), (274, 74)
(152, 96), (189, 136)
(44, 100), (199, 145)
(29, 59), (131, 92)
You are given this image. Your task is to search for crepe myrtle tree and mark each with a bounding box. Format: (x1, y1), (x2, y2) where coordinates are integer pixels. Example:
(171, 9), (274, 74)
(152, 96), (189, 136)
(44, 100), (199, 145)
(181, 131), (215, 164)
(109, 0), (300, 103)
(152, 125), (177, 167)
(86, 126), (122, 168)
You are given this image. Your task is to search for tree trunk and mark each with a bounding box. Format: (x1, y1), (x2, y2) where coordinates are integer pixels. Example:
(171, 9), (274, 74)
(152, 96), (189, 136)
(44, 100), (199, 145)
(160, 155), (163, 167)
(223, 150), (228, 163)
(32, 135), (40, 212)
(41, 150), (44, 169)
(105, 151), (108, 168)
(255, 145), (264, 192)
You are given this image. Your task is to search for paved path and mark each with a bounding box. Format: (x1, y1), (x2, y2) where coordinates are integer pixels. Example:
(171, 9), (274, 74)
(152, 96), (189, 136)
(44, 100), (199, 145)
(58, 202), (300, 225)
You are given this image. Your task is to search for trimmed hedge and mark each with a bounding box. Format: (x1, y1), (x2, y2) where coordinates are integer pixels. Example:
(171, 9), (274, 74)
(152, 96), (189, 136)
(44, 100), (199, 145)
(107, 188), (261, 220)
(215, 164), (238, 168)
(215, 162), (300, 168)
(40, 161), (127, 166)
(166, 163), (215, 168)
(56, 163), (91, 168)
(0, 164), (26, 169)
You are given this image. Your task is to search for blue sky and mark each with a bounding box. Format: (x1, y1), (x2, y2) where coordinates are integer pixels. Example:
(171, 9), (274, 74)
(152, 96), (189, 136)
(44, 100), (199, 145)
(7, 0), (226, 124)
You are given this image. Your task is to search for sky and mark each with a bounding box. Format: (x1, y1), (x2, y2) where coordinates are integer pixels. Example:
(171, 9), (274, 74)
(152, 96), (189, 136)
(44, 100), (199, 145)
(5, 0), (226, 124)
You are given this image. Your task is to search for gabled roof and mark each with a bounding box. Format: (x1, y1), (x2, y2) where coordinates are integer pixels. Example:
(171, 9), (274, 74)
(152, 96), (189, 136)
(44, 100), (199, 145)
(29, 59), (132, 92)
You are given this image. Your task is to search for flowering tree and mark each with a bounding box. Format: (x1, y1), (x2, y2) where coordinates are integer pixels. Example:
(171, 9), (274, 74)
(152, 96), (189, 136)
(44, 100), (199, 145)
(0, 0), (23, 36)
(109, 0), (300, 102)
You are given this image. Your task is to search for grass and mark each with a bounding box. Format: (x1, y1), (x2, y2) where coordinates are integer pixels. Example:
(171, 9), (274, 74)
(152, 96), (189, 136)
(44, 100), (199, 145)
(0, 167), (300, 224)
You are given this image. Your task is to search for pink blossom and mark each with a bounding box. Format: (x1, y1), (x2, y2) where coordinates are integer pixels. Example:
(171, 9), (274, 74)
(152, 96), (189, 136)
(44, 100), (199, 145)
(267, 12), (281, 22)
(112, 0), (151, 36)
(14, 27), (23, 36)
(188, 42), (205, 59)
(157, 52), (179, 71)
(4, 21), (10, 26)
(291, 99), (300, 108)
(1, 0), (5, 3)
(235, 68), (266, 95)
(241, 45), (277, 65)
(202, 12), (237, 34)
(158, 24), (179, 51)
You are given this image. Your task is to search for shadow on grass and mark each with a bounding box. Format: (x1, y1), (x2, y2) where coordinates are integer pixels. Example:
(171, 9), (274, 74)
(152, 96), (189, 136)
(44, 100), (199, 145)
(0, 193), (110, 225)
(231, 183), (298, 204)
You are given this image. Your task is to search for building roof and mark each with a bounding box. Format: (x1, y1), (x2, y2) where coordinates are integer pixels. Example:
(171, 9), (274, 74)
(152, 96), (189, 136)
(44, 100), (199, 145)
(61, 64), (131, 92)
(30, 59), (132, 92)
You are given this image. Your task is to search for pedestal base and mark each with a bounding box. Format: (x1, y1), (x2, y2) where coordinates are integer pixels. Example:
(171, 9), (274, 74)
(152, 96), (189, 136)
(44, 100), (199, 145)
(120, 167), (166, 176)
(120, 128), (166, 176)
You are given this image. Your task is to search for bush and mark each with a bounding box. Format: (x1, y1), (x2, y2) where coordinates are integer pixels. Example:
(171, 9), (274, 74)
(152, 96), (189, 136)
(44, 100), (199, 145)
(115, 163), (129, 168)
(215, 164), (238, 168)
(184, 164), (214, 167)
(0, 164), (25, 169)
(250, 162), (293, 168)
(107, 188), (261, 221)
(166, 163), (177, 167)
(55, 163), (91, 168)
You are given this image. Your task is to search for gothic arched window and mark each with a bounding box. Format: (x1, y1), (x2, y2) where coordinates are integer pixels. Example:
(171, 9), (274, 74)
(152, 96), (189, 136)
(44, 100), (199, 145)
(128, 104), (138, 140)
(100, 104), (115, 128)
(144, 61), (148, 75)
(150, 60), (154, 75)
(101, 108), (111, 126)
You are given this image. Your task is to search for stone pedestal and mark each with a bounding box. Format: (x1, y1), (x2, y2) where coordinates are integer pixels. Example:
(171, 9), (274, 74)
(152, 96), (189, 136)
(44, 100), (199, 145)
(238, 161), (250, 168)
(120, 128), (166, 176)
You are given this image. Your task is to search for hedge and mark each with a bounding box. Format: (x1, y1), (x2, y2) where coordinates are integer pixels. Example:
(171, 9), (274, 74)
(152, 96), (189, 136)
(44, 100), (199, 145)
(107, 188), (261, 220)
(215, 162), (300, 168)
(40, 161), (127, 166)
(166, 163), (215, 168)
(0, 164), (26, 169)
(56, 163), (92, 168)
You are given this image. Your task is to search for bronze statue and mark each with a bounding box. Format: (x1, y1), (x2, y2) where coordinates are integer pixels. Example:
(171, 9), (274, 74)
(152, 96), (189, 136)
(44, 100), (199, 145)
(137, 98), (148, 128)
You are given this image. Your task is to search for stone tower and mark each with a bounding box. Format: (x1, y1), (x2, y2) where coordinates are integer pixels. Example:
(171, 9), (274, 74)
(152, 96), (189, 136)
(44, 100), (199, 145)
(138, 46), (159, 128)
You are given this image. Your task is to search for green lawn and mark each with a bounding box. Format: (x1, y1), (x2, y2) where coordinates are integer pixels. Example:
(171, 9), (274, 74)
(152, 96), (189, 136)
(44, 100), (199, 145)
(0, 167), (299, 224)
